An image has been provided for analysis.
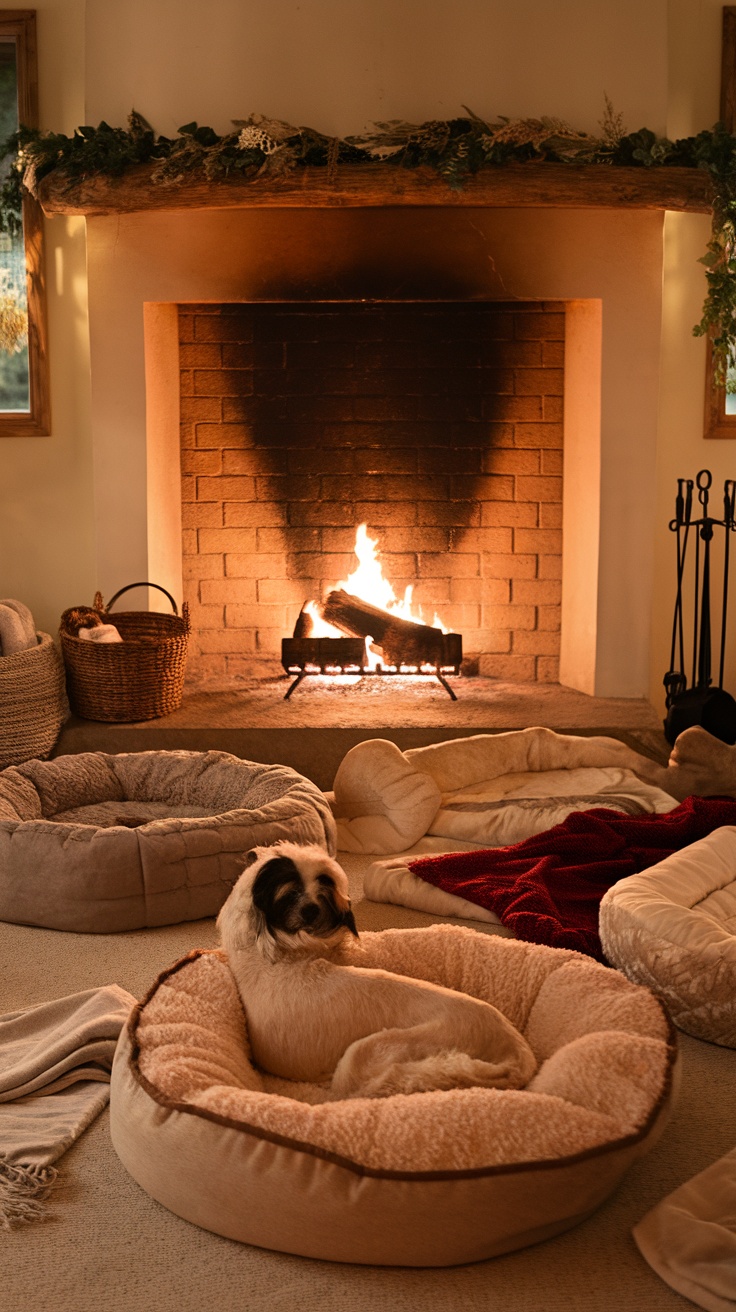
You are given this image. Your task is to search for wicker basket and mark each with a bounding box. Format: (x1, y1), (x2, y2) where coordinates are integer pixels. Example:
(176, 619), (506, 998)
(0, 631), (68, 768)
(60, 583), (190, 723)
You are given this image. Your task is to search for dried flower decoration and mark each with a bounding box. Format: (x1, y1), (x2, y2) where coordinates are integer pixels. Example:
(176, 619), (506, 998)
(233, 114), (296, 153)
(0, 273), (28, 355)
(237, 125), (280, 155)
(599, 95), (627, 149)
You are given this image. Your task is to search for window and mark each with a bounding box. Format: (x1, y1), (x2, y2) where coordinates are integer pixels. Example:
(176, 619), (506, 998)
(0, 11), (49, 435)
(704, 338), (736, 440)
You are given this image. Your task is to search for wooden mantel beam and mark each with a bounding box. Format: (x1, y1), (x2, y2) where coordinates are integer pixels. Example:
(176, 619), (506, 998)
(35, 160), (714, 218)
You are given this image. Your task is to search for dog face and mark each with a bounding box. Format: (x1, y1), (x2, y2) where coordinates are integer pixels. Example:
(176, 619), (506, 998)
(239, 842), (358, 953)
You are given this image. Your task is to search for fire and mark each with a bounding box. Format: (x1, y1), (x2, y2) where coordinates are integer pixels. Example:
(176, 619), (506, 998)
(302, 600), (342, 639)
(307, 524), (449, 639)
(284, 523), (462, 695)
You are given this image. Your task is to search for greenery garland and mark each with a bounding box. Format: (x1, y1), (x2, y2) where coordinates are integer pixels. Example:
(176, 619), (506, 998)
(2, 107), (736, 377)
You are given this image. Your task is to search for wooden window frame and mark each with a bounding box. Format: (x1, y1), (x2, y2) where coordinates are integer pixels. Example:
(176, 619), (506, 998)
(704, 337), (736, 440)
(0, 9), (49, 436)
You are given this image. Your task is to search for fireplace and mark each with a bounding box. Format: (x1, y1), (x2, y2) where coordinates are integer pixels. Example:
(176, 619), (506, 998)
(179, 299), (564, 686)
(84, 205), (664, 700)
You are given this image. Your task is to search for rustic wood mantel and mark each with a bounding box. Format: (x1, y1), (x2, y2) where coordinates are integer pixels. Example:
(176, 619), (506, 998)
(36, 160), (715, 217)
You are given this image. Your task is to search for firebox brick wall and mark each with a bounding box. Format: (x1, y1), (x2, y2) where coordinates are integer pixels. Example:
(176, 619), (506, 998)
(179, 301), (564, 683)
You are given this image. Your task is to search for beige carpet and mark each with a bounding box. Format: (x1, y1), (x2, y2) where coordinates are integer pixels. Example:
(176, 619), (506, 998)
(2, 850), (733, 1312)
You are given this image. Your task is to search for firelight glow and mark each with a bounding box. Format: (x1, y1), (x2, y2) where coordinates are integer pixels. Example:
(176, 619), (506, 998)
(302, 524), (449, 674)
(302, 600), (342, 638)
(331, 523), (448, 631)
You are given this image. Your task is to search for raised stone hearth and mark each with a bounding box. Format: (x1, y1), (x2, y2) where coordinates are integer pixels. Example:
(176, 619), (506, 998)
(53, 678), (666, 792)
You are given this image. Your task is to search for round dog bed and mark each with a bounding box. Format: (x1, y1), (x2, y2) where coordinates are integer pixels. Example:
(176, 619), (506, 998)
(110, 926), (677, 1266)
(599, 826), (736, 1048)
(0, 750), (335, 932)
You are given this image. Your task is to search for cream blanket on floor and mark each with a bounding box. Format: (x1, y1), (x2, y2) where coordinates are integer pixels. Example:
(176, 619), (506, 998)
(634, 1148), (736, 1311)
(0, 985), (135, 1226)
(335, 728), (678, 925)
(334, 727), (676, 856)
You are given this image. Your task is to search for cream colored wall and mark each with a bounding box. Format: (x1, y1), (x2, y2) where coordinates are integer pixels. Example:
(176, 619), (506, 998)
(6, 0), (729, 700)
(85, 0), (669, 137)
(652, 0), (736, 710)
(81, 0), (674, 700)
(0, 0), (94, 636)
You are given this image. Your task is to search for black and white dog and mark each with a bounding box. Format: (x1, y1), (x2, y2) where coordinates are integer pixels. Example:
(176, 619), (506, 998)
(217, 841), (537, 1099)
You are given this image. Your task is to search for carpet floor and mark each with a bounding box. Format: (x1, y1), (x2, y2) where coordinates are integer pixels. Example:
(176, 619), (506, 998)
(1, 850), (733, 1312)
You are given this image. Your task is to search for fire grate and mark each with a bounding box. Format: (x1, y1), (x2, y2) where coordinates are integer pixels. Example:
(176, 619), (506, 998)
(281, 634), (462, 700)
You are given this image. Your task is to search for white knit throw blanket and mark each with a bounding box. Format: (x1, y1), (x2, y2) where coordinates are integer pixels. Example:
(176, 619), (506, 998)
(0, 984), (135, 1226)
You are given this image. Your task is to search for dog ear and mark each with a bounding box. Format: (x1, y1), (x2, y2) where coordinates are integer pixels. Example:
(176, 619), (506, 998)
(342, 908), (359, 938)
(249, 902), (268, 942)
(244, 849), (259, 868)
(250, 855), (302, 941)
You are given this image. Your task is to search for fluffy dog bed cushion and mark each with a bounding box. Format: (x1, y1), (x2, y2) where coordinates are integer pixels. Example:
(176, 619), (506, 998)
(110, 926), (676, 1267)
(0, 751), (335, 933)
(599, 826), (736, 1048)
(332, 730), (677, 854)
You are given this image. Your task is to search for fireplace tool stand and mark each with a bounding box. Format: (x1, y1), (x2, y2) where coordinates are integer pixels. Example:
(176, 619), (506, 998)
(663, 468), (736, 744)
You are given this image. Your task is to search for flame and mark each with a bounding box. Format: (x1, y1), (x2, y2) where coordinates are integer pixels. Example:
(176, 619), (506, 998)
(299, 525), (450, 661)
(337, 524), (449, 632)
(302, 600), (343, 639)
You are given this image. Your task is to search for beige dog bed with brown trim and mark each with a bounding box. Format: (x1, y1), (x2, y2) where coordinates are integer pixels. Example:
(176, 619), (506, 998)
(0, 751), (335, 933)
(599, 826), (736, 1049)
(110, 926), (677, 1266)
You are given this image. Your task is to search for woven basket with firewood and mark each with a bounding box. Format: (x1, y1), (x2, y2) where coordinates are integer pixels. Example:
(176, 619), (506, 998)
(60, 583), (190, 722)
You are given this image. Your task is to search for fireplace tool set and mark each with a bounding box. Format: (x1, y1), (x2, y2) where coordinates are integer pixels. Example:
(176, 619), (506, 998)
(281, 589), (462, 700)
(663, 468), (736, 745)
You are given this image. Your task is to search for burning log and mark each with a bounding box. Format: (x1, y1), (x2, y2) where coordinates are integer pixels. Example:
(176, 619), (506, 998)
(322, 588), (462, 668)
(292, 605), (313, 638)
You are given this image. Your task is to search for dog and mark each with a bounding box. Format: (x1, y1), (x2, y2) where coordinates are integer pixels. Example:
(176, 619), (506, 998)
(217, 841), (537, 1099)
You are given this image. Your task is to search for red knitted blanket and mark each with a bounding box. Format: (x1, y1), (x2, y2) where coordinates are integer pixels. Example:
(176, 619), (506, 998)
(407, 796), (736, 960)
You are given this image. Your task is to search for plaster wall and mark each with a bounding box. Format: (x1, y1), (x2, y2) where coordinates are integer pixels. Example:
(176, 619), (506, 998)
(0, 0), (93, 635)
(650, 0), (736, 709)
(1, 0), (729, 706)
(84, 0), (669, 140)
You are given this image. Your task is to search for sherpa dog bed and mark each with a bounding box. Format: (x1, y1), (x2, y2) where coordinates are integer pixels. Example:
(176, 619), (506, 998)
(331, 729), (678, 855)
(600, 826), (736, 1048)
(110, 926), (677, 1267)
(0, 750), (335, 933)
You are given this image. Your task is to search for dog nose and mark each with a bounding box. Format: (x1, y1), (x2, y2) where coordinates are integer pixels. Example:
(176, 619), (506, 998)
(301, 902), (320, 924)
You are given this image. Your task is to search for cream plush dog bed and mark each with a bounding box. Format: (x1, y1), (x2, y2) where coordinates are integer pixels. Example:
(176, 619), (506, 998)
(599, 827), (736, 1048)
(332, 729), (678, 855)
(0, 751), (335, 932)
(110, 926), (677, 1266)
